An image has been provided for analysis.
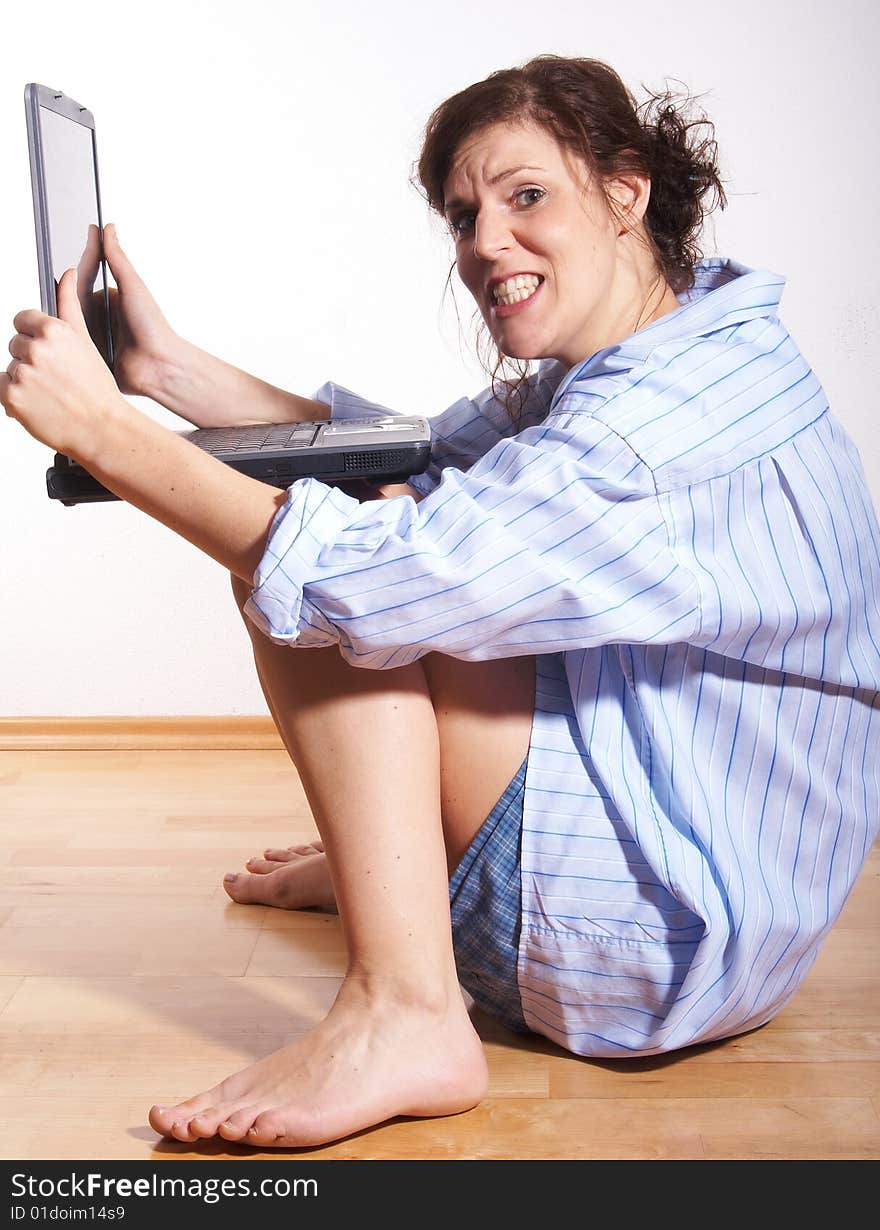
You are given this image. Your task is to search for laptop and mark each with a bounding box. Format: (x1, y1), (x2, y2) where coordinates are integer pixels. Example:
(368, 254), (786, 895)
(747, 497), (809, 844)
(24, 84), (431, 507)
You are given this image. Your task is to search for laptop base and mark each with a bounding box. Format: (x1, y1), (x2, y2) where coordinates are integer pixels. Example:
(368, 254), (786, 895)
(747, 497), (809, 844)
(46, 443), (431, 507)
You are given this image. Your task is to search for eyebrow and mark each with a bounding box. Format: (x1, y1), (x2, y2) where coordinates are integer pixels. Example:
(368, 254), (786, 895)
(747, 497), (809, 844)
(444, 165), (546, 215)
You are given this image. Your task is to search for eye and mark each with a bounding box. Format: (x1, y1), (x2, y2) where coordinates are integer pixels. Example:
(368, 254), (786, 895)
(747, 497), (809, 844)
(514, 186), (545, 208)
(448, 212), (475, 238)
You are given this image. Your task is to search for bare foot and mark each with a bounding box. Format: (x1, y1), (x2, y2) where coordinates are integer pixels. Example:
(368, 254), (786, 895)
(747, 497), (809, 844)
(149, 977), (488, 1148)
(223, 841), (337, 911)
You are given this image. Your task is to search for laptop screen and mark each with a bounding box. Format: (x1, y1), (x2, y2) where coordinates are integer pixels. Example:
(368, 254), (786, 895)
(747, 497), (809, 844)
(35, 99), (114, 367)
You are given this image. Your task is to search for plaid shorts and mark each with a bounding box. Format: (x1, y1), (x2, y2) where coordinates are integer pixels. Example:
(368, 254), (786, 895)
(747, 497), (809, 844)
(448, 755), (530, 1034)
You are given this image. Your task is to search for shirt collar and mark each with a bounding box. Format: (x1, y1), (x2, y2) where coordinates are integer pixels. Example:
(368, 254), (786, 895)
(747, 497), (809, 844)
(548, 257), (787, 407)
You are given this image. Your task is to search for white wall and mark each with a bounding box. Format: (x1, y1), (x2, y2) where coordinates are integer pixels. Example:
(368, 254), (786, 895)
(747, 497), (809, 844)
(2, 0), (878, 715)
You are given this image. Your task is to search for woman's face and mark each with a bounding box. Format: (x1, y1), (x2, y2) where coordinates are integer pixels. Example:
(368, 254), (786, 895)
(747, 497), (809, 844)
(444, 120), (656, 369)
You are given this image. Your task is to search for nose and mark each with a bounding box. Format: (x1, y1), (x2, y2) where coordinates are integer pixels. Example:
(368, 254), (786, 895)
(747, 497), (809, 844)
(471, 208), (513, 262)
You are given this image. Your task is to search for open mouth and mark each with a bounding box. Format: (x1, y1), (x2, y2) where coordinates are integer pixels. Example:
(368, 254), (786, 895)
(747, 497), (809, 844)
(492, 274), (544, 307)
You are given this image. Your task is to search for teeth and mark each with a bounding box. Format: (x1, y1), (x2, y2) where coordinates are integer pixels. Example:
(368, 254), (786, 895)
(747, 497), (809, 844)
(493, 274), (541, 306)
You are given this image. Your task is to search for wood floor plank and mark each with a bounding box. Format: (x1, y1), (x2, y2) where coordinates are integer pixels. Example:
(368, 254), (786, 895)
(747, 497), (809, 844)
(0, 1032), (296, 1095)
(548, 1057), (880, 1099)
(696, 1096), (880, 1160)
(615, 1027), (880, 1063)
(6, 845), (306, 867)
(0, 975), (342, 1035)
(0, 923), (261, 977)
(0, 1031), (549, 1100)
(766, 976), (880, 1030)
(811, 927), (880, 977)
(0, 974), (24, 1015)
(4, 901), (264, 931)
(0, 1098), (176, 1162)
(836, 861), (880, 928)
(245, 923), (349, 978)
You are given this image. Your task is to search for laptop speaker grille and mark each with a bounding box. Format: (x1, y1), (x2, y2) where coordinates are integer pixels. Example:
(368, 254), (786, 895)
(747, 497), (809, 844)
(343, 449), (408, 472)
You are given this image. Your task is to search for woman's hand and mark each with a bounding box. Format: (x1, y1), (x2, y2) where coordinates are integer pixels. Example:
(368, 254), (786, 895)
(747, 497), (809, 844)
(1, 267), (128, 465)
(101, 223), (182, 397)
(333, 479), (425, 504)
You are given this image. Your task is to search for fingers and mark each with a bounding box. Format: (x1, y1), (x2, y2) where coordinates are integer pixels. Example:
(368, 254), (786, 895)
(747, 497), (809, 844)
(8, 328), (49, 369)
(102, 223), (143, 287)
(8, 332), (28, 360)
(13, 296), (82, 339)
(375, 481), (423, 503)
(7, 315), (70, 368)
(12, 309), (47, 336)
(78, 224), (101, 289)
(56, 268), (89, 335)
(0, 367), (24, 417)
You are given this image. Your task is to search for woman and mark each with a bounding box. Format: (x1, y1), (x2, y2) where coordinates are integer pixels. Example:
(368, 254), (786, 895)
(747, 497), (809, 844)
(4, 56), (879, 1149)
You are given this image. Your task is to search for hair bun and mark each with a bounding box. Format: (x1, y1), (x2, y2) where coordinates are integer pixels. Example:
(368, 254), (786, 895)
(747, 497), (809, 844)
(638, 88), (728, 287)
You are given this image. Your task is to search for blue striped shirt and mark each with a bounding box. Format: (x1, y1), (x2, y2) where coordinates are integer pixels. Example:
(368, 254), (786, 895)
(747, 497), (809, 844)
(245, 257), (880, 1056)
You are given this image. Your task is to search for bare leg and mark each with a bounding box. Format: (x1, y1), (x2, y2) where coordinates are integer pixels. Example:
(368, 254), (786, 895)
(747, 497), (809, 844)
(149, 575), (532, 1148)
(225, 648), (536, 898)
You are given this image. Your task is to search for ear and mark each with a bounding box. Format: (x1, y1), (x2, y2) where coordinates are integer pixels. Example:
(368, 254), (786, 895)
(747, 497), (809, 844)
(605, 173), (652, 234)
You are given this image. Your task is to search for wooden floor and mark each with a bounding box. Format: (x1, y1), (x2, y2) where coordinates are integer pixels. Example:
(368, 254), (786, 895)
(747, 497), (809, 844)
(1, 747), (878, 1161)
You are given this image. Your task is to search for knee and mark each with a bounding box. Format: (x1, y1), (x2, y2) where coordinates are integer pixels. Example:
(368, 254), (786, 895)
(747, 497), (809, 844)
(421, 652), (536, 717)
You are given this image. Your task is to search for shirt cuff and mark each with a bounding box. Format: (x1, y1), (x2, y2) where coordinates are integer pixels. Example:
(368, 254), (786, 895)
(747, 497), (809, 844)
(406, 470), (435, 497)
(311, 381), (398, 422)
(243, 477), (362, 647)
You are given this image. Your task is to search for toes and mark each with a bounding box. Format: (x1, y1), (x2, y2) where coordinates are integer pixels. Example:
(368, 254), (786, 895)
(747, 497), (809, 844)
(267, 846), (301, 860)
(245, 857), (286, 874)
(223, 870), (281, 905)
(149, 1112), (198, 1143)
(170, 1118), (200, 1143)
(149, 1105), (175, 1136)
(150, 1090), (225, 1141)
(187, 1105), (231, 1139)
(262, 843), (322, 860)
(243, 1109), (293, 1146)
(217, 1104), (263, 1142)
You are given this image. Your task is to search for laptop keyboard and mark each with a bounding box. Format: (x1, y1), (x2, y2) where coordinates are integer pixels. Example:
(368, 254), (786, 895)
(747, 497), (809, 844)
(184, 422), (320, 454)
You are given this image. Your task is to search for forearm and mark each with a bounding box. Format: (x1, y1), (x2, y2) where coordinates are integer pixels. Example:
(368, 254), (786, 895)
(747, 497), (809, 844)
(141, 336), (330, 429)
(87, 397), (287, 581)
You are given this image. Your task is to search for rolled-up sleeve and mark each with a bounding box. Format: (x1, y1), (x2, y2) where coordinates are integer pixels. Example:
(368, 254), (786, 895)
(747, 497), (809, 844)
(311, 380), (401, 424)
(243, 408), (701, 669)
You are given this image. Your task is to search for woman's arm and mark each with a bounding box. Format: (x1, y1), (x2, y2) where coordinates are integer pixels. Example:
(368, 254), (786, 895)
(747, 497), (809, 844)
(140, 335), (330, 428)
(89, 400), (287, 581)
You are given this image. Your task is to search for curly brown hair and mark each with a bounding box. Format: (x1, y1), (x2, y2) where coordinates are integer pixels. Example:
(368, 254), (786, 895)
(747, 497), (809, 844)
(414, 55), (728, 418)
